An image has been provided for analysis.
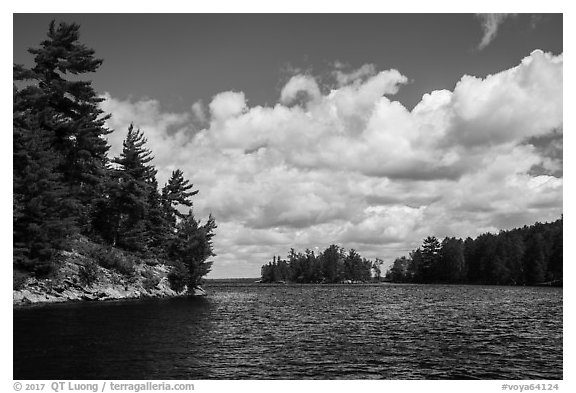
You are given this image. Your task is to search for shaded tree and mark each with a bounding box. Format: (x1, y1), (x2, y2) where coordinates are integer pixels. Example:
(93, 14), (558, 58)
(387, 256), (410, 282)
(548, 219), (563, 282)
(14, 21), (112, 231)
(385, 218), (561, 286)
(101, 125), (156, 252)
(439, 237), (465, 283)
(421, 236), (441, 282)
(168, 211), (217, 290)
(162, 169), (198, 228)
(321, 244), (344, 283)
(524, 232), (547, 284)
(407, 249), (423, 282)
(145, 178), (172, 256)
(13, 113), (75, 273)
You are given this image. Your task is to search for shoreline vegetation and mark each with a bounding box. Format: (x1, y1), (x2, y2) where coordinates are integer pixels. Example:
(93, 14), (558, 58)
(13, 236), (207, 307)
(259, 217), (562, 287)
(14, 22), (215, 305)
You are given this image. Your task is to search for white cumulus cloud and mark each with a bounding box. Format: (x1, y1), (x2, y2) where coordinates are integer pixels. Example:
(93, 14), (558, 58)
(100, 51), (563, 277)
(209, 91), (247, 121)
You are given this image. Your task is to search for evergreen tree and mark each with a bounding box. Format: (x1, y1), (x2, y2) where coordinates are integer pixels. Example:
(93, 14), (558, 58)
(168, 211), (217, 290)
(407, 249), (423, 282)
(548, 220), (563, 282)
(109, 125), (156, 252)
(14, 21), (112, 230)
(162, 169), (199, 229)
(421, 236), (441, 282)
(321, 244), (344, 283)
(524, 232), (547, 284)
(385, 218), (561, 286)
(500, 232), (525, 285)
(145, 178), (172, 256)
(439, 237), (465, 283)
(13, 112), (75, 273)
(463, 237), (480, 283)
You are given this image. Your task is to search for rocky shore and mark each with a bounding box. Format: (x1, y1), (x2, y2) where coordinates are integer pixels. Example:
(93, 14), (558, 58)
(14, 249), (205, 306)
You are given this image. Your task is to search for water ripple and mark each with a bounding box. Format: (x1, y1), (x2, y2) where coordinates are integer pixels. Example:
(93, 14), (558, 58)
(14, 284), (562, 379)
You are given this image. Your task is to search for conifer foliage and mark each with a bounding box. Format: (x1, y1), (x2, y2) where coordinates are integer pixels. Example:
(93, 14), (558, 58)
(13, 112), (75, 273)
(385, 217), (562, 286)
(168, 212), (217, 289)
(14, 21), (112, 228)
(162, 169), (198, 227)
(14, 21), (216, 290)
(260, 245), (379, 284)
(110, 124), (156, 251)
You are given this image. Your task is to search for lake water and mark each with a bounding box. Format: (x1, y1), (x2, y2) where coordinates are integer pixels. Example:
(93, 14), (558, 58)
(13, 283), (562, 379)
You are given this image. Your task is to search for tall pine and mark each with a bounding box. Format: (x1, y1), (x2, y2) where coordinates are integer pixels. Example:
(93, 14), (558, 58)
(162, 169), (198, 228)
(145, 177), (172, 256)
(110, 124), (156, 252)
(14, 21), (112, 232)
(168, 211), (217, 290)
(13, 108), (75, 273)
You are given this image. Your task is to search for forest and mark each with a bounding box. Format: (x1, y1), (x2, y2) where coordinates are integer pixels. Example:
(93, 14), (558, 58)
(260, 217), (562, 286)
(386, 218), (562, 286)
(260, 246), (383, 283)
(13, 21), (216, 292)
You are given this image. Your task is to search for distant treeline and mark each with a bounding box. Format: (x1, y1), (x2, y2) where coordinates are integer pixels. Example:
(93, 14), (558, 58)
(13, 21), (215, 291)
(260, 217), (562, 286)
(260, 246), (383, 283)
(386, 218), (562, 286)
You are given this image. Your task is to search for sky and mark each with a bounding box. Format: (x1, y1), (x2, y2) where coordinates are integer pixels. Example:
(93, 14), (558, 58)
(13, 13), (563, 278)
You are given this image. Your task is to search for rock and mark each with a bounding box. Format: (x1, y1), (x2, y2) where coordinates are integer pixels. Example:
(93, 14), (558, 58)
(61, 289), (81, 301)
(13, 291), (24, 303)
(47, 295), (67, 303)
(13, 258), (192, 306)
(193, 287), (207, 296)
(21, 290), (45, 304)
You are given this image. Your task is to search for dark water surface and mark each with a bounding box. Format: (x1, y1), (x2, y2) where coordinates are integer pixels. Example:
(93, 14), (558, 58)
(14, 283), (562, 379)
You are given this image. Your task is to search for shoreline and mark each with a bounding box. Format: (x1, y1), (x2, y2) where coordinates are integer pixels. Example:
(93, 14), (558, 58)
(13, 251), (206, 307)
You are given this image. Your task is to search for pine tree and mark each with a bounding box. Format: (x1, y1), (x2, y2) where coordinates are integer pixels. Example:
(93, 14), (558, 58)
(421, 236), (441, 282)
(162, 169), (198, 228)
(321, 244), (344, 283)
(407, 248), (424, 282)
(145, 178), (172, 256)
(439, 237), (466, 283)
(168, 211), (217, 291)
(524, 233), (547, 284)
(548, 221), (563, 282)
(13, 111), (75, 273)
(14, 21), (112, 231)
(110, 124), (156, 252)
